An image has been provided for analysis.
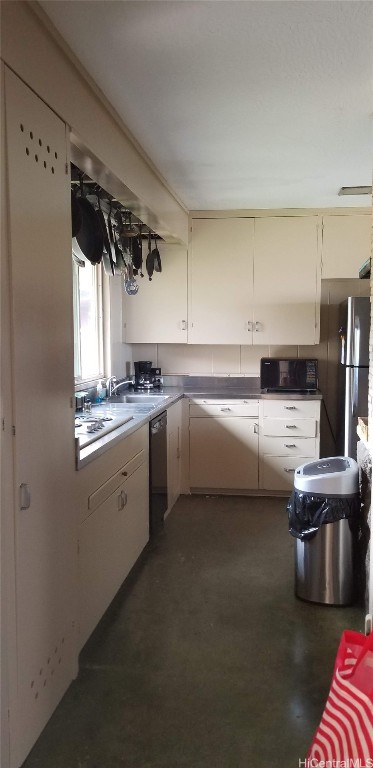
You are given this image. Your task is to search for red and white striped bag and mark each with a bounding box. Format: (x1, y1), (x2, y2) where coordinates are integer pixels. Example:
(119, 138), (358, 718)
(307, 630), (373, 763)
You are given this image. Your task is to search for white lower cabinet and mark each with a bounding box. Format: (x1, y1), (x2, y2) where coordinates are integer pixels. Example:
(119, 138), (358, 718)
(187, 397), (321, 494)
(189, 400), (259, 491)
(259, 399), (321, 492)
(78, 457), (149, 650)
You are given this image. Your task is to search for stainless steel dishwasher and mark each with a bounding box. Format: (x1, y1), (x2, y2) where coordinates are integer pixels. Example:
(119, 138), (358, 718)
(149, 411), (168, 537)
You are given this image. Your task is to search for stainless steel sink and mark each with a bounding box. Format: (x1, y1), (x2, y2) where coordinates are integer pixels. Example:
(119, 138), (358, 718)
(108, 394), (171, 404)
(126, 394), (171, 404)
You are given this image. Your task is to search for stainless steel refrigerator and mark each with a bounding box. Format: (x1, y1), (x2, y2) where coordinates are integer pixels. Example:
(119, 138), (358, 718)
(337, 296), (370, 459)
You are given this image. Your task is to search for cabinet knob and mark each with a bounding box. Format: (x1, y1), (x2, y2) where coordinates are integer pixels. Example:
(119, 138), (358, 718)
(121, 471), (128, 477)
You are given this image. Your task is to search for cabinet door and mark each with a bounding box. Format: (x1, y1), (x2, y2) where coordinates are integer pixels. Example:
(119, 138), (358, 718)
(123, 243), (188, 343)
(189, 218), (254, 344)
(5, 69), (76, 766)
(253, 217), (320, 345)
(321, 215), (372, 279)
(79, 461), (149, 649)
(167, 400), (182, 513)
(190, 418), (258, 490)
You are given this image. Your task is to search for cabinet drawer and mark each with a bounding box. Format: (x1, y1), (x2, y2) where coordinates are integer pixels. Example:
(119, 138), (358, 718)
(260, 455), (315, 492)
(88, 449), (146, 512)
(262, 418), (317, 438)
(190, 402), (259, 418)
(261, 400), (319, 418)
(260, 436), (317, 457)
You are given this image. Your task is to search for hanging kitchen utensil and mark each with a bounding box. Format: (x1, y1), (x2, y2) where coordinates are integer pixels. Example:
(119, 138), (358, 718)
(124, 242), (139, 295)
(75, 176), (103, 265)
(97, 193), (115, 276)
(72, 237), (86, 267)
(107, 202), (118, 272)
(146, 230), (154, 281)
(108, 206), (123, 275)
(120, 211), (139, 237)
(112, 225), (126, 275)
(116, 210), (130, 255)
(132, 230), (143, 271)
(152, 235), (162, 273)
(71, 190), (82, 238)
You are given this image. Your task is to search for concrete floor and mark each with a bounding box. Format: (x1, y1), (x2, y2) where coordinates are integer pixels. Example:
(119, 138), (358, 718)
(22, 495), (363, 768)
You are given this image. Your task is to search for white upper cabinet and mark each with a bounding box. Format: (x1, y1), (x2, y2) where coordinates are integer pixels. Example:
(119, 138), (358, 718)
(189, 217), (254, 344)
(321, 214), (371, 279)
(189, 215), (321, 345)
(253, 216), (320, 345)
(123, 242), (188, 343)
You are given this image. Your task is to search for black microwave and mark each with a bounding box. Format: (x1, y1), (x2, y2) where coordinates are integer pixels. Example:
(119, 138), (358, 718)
(260, 358), (318, 392)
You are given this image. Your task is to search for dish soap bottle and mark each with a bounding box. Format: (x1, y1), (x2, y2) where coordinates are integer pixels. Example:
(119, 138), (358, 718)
(96, 379), (107, 402)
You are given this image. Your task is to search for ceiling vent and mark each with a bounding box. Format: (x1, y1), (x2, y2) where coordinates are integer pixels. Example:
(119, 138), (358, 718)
(338, 186), (372, 196)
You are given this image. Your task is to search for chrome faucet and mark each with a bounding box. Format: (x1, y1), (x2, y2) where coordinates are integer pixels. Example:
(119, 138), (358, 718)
(106, 376), (134, 397)
(105, 376), (117, 397)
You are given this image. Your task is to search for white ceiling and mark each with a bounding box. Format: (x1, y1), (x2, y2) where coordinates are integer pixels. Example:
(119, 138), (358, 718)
(40, 0), (372, 211)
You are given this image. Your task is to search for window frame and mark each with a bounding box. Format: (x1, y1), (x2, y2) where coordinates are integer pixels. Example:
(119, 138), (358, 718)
(73, 259), (106, 389)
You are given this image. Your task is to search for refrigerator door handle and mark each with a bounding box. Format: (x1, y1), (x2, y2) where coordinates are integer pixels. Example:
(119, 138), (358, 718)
(353, 317), (361, 367)
(352, 366), (359, 418)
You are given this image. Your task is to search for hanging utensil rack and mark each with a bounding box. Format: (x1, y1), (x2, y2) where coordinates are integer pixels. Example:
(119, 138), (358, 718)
(71, 163), (161, 241)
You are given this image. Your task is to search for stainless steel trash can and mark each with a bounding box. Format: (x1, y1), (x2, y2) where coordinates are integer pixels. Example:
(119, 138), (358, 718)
(293, 457), (359, 605)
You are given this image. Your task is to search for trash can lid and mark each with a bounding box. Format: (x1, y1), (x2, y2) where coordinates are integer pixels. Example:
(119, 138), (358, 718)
(302, 458), (351, 476)
(294, 456), (359, 495)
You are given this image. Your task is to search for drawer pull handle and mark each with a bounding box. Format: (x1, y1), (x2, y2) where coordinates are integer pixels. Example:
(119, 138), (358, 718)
(221, 407), (231, 412)
(118, 490), (128, 510)
(284, 406), (296, 410)
(254, 423), (259, 434)
(20, 482), (31, 510)
(284, 444), (296, 448)
(247, 321), (253, 332)
(284, 468), (296, 473)
(121, 471), (128, 477)
(286, 425), (297, 429)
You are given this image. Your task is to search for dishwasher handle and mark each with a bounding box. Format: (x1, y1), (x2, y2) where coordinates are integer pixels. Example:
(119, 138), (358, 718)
(150, 412), (167, 435)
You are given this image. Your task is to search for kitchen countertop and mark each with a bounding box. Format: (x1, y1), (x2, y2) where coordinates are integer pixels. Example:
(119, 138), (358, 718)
(75, 384), (322, 469)
(76, 390), (184, 469)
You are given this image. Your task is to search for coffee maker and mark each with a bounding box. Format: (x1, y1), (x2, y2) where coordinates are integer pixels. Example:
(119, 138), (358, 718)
(133, 361), (161, 390)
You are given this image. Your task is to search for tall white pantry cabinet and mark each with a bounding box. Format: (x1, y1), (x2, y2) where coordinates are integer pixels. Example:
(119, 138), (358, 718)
(3, 69), (77, 767)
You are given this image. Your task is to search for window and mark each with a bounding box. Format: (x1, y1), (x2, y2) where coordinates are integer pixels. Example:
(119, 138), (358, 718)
(73, 260), (104, 383)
